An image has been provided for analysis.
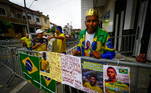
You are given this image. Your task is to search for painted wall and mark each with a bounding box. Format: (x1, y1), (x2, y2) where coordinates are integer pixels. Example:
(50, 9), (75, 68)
(81, 0), (93, 30)
(124, 0), (137, 30)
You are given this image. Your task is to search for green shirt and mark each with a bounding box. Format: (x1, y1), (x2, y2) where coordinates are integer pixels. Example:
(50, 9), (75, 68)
(76, 27), (114, 57)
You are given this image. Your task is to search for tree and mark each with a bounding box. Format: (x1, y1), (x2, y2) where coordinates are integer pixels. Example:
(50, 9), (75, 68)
(0, 19), (13, 34)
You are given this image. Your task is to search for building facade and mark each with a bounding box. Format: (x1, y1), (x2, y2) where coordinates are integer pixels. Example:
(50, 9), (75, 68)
(40, 15), (50, 30)
(81, 0), (151, 61)
(0, 0), (50, 39)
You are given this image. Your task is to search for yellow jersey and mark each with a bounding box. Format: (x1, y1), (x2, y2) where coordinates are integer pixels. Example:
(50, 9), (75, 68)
(55, 33), (66, 53)
(20, 37), (32, 48)
(84, 82), (103, 93)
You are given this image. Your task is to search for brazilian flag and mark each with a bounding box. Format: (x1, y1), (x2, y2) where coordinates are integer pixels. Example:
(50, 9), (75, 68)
(19, 53), (41, 88)
(41, 75), (56, 93)
(119, 68), (128, 74)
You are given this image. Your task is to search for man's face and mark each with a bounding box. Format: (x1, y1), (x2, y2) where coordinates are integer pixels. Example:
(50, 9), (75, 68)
(85, 16), (99, 34)
(26, 34), (29, 38)
(37, 33), (43, 38)
(107, 68), (116, 79)
(55, 29), (60, 35)
(89, 76), (97, 86)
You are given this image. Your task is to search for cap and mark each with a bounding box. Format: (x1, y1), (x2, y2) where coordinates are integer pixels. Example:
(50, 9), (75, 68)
(86, 8), (98, 17)
(56, 26), (63, 33)
(36, 29), (44, 34)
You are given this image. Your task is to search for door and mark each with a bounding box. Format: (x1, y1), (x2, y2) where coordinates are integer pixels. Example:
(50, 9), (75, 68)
(147, 33), (151, 61)
(133, 0), (149, 56)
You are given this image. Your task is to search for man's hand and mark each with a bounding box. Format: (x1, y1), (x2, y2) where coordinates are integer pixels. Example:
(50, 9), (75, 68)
(32, 43), (42, 49)
(72, 50), (81, 56)
(92, 51), (101, 59)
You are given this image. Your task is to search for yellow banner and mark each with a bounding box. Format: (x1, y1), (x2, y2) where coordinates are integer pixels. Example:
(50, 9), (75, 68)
(47, 52), (63, 82)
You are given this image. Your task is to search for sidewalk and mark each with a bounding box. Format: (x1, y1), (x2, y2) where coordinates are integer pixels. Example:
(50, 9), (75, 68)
(0, 64), (45, 93)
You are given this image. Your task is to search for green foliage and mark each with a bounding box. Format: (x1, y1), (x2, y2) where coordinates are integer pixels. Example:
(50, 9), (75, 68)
(0, 19), (13, 33)
(47, 26), (56, 33)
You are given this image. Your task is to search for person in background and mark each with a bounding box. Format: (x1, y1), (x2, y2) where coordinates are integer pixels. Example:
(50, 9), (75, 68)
(32, 29), (48, 51)
(49, 26), (66, 53)
(20, 33), (32, 50)
(47, 33), (56, 51)
(72, 8), (115, 59)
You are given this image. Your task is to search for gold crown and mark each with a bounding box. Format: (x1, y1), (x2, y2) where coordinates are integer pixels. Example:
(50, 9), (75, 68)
(86, 8), (98, 16)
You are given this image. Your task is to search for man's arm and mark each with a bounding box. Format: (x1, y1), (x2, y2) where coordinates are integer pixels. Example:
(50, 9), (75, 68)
(32, 43), (42, 49)
(72, 31), (84, 56)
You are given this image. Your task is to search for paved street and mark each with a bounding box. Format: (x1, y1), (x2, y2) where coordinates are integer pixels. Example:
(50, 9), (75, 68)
(0, 39), (77, 93)
(0, 64), (44, 93)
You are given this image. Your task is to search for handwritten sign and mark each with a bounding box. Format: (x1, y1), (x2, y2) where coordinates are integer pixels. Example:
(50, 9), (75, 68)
(61, 55), (82, 90)
(47, 52), (63, 82)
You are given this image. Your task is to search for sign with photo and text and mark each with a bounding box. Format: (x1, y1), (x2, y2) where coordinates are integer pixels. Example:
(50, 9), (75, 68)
(103, 65), (130, 93)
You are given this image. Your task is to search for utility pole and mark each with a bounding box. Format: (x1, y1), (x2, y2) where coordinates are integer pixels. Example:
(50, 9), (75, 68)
(29, 0), (37, 8)
(24, 0), (30, 34)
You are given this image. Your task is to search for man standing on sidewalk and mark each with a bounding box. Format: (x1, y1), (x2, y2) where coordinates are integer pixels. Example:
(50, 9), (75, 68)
(32, 29), (48, 51)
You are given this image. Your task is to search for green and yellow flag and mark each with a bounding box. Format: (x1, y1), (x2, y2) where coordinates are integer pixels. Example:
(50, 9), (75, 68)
(22, 57), (38, 74)
(43, 76), (52, 86)
(19, 53), (40, 88)
(41, 75), (56, 93)
(119, 68), (128, 74)
(19, 52), (56, 93)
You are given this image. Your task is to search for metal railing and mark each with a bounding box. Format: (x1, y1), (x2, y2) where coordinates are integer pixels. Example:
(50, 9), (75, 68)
(0, 36), (151, 93)
(66, 34), (136, 56)
(0, 16), (27, 25)
(112, 34), (136, 56)
(0, 45), (151, 93)
(82, 56), (151, 93)
(0, 39), (22, 47)
(0, 45), (24, 88)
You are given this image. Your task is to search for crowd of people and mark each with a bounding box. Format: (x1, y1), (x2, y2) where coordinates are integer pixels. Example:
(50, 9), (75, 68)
(20, 8), (124, 93)
(20, 26), (66, 53)
(21, 8), (115, 59)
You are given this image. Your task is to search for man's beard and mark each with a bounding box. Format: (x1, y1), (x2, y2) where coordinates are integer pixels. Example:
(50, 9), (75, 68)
(87, 26), (98, 33)
(90, 82), (96, 86)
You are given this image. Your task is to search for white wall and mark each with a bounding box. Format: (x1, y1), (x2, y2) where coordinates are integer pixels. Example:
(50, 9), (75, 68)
(124, 0), (136, 30)
(101, 0), (115, 32)
(81, 0), (93, 30)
